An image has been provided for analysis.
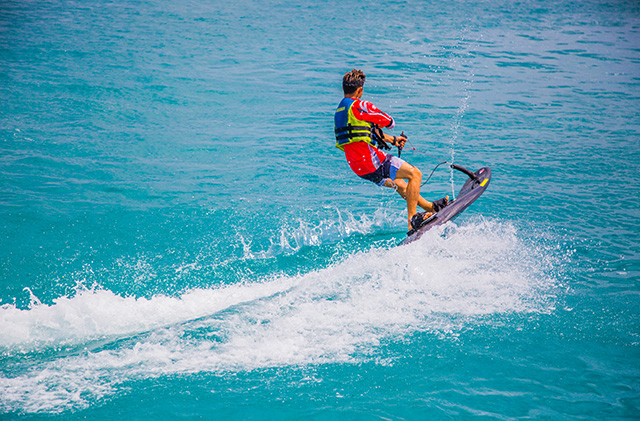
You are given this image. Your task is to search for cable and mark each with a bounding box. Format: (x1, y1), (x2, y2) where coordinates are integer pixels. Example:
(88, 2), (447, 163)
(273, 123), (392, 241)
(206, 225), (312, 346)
(405, 139), (448, 164)
(404, 139), (450, 187)
(421, 160), (448, 187)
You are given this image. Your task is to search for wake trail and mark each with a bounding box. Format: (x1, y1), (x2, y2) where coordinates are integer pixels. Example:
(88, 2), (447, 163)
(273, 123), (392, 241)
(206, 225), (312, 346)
(0, 218), (563, 414)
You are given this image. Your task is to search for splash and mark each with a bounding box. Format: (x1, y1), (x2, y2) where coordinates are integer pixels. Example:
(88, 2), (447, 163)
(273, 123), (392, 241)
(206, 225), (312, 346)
(239, 207), (402, 259)
(0, 280), (296, 349)
(0, 218), (562, 414)
(446, 26), (477, 199)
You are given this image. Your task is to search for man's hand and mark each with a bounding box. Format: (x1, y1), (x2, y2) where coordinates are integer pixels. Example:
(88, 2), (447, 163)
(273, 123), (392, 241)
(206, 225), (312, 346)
(395, 132), (408, 157)
(394, 135), (407, 149)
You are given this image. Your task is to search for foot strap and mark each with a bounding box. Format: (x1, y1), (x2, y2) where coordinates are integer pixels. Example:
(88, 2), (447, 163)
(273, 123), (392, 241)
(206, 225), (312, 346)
(432, 197), (449, 212)
(410, 212), (436, 231)
(410, 212), (427, 230)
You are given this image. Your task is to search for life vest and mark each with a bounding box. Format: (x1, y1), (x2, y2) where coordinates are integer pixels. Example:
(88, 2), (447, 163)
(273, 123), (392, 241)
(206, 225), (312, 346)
(334, 97), (381, 151)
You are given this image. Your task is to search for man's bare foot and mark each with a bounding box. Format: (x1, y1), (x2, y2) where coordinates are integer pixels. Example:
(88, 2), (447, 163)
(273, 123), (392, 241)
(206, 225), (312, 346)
(432, 196), (450, 212)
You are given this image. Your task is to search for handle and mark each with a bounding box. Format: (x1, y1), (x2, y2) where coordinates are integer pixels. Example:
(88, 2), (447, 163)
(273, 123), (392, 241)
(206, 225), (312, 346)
(397, 131), (405, 157)
(450, 163), (477, 181)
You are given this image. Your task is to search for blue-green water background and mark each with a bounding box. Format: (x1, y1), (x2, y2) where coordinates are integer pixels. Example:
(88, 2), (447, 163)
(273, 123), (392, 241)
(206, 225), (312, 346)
(1, 0), (639, 418)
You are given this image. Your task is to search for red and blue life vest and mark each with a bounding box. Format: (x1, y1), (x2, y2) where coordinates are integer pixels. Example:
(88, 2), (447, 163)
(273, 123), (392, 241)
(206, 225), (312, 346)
(334, 97), (380, 151)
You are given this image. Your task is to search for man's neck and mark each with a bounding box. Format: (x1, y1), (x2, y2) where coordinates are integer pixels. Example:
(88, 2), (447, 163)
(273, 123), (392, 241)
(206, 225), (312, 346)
(345, 87), (363, 100)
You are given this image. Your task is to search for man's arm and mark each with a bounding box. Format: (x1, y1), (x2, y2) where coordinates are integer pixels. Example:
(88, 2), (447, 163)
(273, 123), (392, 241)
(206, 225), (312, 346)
(353, 100), (407, 146)
(352, 100), (395, 128)
(381, 131), (406, 148)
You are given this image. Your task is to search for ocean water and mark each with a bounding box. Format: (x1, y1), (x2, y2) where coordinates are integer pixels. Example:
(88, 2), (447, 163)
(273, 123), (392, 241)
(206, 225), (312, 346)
(1, 0), (639, 418)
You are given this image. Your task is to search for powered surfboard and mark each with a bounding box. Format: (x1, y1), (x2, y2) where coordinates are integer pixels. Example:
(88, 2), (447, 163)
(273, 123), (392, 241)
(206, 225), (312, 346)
(400, 164), (491, 246)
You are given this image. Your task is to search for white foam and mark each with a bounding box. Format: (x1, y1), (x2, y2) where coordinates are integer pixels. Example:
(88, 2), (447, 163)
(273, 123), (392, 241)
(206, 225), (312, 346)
(240, 207), (402, 258)
(0, 278), (297, 349)
(0, 218), (561, 413)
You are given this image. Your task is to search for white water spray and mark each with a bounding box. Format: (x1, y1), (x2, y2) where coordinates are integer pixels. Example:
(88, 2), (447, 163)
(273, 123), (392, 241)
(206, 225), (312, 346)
(447, 27), (476, 200)
(0, 218), (561, 414)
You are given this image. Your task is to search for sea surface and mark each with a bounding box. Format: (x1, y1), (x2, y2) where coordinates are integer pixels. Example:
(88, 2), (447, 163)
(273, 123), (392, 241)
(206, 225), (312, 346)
(1, 0), (639, 419)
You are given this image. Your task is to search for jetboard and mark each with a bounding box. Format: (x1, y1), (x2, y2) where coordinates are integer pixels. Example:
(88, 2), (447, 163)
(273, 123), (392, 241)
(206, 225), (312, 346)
(400, 165), (491, 246)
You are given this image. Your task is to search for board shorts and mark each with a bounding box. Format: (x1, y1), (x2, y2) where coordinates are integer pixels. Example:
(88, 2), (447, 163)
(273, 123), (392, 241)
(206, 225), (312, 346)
(359, 155), (406, 186)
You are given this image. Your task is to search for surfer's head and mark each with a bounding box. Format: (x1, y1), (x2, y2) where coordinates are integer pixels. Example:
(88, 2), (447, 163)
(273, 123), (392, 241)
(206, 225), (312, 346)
(343, 69), (366, 96)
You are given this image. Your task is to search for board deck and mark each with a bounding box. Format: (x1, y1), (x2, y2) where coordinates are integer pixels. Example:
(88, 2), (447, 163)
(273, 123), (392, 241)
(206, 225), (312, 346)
(399, 166), (491, 246)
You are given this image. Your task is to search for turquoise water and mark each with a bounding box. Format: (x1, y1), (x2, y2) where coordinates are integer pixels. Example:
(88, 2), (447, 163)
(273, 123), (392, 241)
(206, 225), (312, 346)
(1, 0), (639, 418)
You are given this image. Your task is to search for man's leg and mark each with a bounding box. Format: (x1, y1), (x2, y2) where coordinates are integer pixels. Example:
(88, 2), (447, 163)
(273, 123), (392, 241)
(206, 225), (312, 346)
(384, 178), (434, 212)
(384, 162), (424, 229)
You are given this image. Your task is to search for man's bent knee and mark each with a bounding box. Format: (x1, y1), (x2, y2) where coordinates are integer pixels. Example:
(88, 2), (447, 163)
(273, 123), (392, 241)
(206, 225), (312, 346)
(397, 162), (422, 181)
(406, 165), (422, 181)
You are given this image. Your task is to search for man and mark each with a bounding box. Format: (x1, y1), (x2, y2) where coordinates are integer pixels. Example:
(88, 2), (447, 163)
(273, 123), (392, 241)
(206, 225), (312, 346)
(334, 69), (448, 232)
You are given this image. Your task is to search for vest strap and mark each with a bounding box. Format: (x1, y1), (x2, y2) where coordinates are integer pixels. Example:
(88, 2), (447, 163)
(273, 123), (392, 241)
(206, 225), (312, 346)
(336, 132), (373, 141)
(335, 125), (373, 140)
(334, 125), (371, 134)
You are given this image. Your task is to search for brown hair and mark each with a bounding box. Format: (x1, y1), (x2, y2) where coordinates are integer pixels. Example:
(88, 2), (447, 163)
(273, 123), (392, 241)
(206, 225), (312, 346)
(342, 69), (366, 95)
